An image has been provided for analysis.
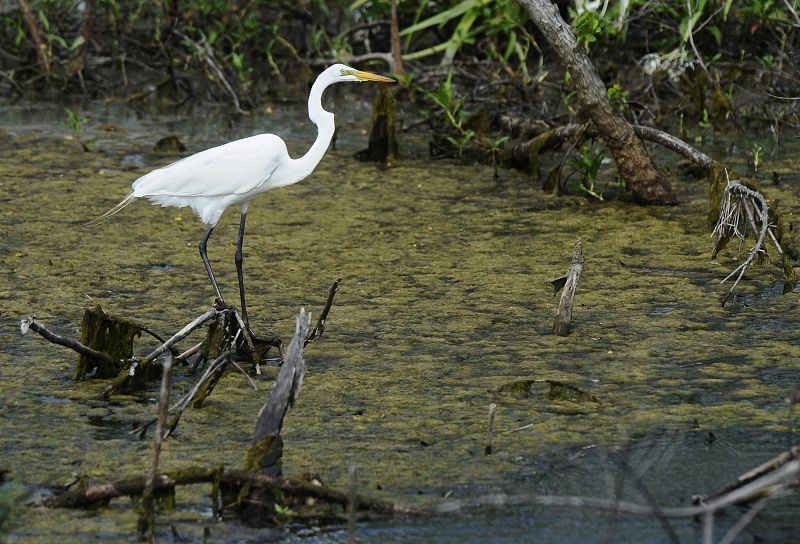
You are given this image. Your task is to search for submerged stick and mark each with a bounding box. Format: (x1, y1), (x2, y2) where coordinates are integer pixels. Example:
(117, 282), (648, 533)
(485, 403), (497, 455)
(138, 356), (172, 541)
(34, 466), (420, 515)
(305, 278), (341, 346)
(553, 238), (585, 336)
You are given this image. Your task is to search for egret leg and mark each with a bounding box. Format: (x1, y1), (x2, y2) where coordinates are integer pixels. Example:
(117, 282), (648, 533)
(199, 225), (223, 302)
(235, 211), (250, 329)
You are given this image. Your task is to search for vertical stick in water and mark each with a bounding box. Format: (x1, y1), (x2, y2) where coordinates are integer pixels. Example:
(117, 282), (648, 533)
(138, 356), (172, 542)
(348, 464), (358, 544)
(485, 403), (497, 455)
(553, 238), (585, 336)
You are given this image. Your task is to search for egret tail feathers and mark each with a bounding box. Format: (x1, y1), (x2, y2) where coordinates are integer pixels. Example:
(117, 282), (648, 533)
(83, 191), (136, 227)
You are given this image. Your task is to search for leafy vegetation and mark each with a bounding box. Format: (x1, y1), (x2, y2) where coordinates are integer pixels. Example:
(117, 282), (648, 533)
(0, 1), (796, 195)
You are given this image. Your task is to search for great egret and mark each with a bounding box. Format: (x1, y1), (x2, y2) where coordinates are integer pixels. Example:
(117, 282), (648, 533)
(88, 64), (395, 337)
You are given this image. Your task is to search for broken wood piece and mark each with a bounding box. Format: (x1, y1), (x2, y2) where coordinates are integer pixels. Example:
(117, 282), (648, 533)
(246, 308), (311, 476)
(76, 305), (142, 380)
(21, 315), (120, 373)
(138, 356), (172, 542)
(553, 238), (584, 336)
(485, 403), (497, 455)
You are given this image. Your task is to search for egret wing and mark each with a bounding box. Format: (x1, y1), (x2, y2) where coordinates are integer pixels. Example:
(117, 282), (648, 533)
(133, 134), (288, 198)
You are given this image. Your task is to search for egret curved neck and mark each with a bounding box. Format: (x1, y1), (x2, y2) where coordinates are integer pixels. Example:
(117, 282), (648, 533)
(295, 78), (336, 173)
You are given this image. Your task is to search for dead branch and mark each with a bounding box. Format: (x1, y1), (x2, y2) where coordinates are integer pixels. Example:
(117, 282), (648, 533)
(553, 238), (584, 336)
(138, 356), (172, 541)
(305, 278), (341, 346)
(31, 466), (419, 516)
(144, 307), (221, 363)
(18, 0), (49, 75)
(501, 121), (714, 172)
(102, 307), (222, 397)
(173, 29), (246, 114)
(246, 309), (310, 476)
(713, 176), (779, 305)
(20, 316), (119, 370)
(438, 459), (799, 518)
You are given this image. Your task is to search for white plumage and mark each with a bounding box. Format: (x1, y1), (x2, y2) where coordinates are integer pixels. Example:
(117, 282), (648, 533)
(87, 63), (394, 337)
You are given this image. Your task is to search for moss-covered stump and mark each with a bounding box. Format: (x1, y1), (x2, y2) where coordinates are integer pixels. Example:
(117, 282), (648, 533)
(74, 306), (142, 380)
(356, 86), (399, 164)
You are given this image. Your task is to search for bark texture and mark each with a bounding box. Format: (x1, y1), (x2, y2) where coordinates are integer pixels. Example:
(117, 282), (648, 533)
(518, 0), (676, 204)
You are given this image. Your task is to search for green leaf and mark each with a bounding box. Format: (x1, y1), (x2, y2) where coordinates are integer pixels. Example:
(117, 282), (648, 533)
(70, 35), (85, 51)
(400, 0), (490, 36)
(706, 25), (722, 46)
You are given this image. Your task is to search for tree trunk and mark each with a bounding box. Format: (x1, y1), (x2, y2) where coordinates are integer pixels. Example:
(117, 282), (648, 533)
(518, 0), (676, 205)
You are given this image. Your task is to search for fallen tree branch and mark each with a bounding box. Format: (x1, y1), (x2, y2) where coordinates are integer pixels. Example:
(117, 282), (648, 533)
(20, 316), (119, 370)
(31, 466), (421, 516)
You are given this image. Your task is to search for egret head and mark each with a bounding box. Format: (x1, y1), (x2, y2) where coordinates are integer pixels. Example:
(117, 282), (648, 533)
(325, 63), (395, 84)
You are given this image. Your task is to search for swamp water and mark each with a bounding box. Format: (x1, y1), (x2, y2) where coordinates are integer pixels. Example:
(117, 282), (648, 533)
(0, 97), (799, 542)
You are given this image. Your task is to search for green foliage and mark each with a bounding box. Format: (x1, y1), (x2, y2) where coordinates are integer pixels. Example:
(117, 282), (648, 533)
(274, 502), (297, 521)
(63, 107), (87, 133)
(63, 108), (91, 152)
(607, 83), (628, 110)
(420, 70), (475, 155)
(567, 146), (605, 200)
(573, 11), (602, 49)
(750, 142), (763, 174)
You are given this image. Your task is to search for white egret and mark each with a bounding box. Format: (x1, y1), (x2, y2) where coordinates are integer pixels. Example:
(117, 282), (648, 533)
(87, 64), (395, 337)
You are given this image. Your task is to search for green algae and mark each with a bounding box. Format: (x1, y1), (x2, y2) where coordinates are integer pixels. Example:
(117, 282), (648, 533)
(0, 118), (799, 540)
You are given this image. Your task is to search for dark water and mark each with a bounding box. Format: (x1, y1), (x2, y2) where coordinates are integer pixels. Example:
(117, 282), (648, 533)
(1, 98), (799, 542)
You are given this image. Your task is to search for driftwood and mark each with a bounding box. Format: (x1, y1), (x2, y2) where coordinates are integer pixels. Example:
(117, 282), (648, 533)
(552, 238), (584, 336)
(31, 307), (422, 531)
(31, 466), (416, 516)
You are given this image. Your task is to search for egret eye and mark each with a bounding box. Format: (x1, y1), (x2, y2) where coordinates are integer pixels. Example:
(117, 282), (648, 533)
(340, 68), (354, 76)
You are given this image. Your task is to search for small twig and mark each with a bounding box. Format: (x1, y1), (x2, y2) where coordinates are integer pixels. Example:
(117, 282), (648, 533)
(175, 342), (203, 362)
(229, 358), (259, 391)
(499, 423), (534, 435)
(129, 352), (231, 438)
(718, 493), (779, 544)
(305, 278), (341, 346)
(173, 29), (246, 114)
(685, 0), (709, 74)
(348, 464), (357, 544)
(18, 0), (49, 75)
(144, 308), (220, 363)
(139, 356), (172, 541)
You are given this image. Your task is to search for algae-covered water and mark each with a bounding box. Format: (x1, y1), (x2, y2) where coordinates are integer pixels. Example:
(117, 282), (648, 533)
(1, 97), (799, 542)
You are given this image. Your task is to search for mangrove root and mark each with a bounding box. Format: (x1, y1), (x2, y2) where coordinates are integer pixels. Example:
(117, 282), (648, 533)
(712, 175), (782, 306)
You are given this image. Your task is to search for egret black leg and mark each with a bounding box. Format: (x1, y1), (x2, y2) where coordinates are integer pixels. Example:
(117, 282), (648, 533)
(235, 211), (250, 329)
(199, 225), (223, 302)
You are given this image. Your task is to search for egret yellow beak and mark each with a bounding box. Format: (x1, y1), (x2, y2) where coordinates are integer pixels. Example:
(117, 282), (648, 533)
(354, 70), (395, 83)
